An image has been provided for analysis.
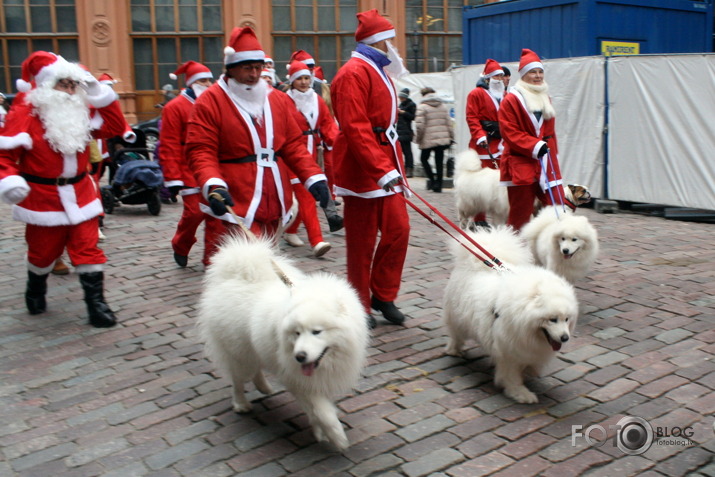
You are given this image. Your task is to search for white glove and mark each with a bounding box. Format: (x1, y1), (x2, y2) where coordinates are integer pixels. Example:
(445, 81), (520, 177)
(2, 183), (30, 204)
(81, 72), (102, 97)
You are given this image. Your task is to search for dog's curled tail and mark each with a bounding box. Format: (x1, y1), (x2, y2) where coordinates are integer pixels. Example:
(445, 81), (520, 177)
(454, 149), (483, 178)
(206, 234), (294, 284)
(449, 225), (533, 269)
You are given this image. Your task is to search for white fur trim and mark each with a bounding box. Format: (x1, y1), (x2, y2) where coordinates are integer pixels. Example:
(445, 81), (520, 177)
(27, 258), (55, 275)
(289, 68), (311, 84)
(123, 129), (137, 143)
(62, 152), (79, 178)
(224, 50), (265, 66)
(13, 198), (103, 226)
(164, 180), (184, 188)
(169, 73), (178, 80)
(359, 29), (396, 45)
(0, 132), (33, 150)
(484, 69), (504, 79)
(532, 141), (546, 159)
(89, 112), (104, 131)
(186, 71), (213, 86)
(75, 264), (104, 273)
(303, 173), (328, 191)
(377, 169), (400, 189)
(224, 46), (235, 56)
(86, 84), (117, 109)
(16, 79), (31, 93)
(202, 177), (228, 200)
(519, 61), (543, 77)
(0, 175), (30, 204)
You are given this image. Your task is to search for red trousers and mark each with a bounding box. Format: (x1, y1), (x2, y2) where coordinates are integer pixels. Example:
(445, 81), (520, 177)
(507, 183), (566, 231)
(171, 193), (206, 257)
(474, 159), (500, 223)
(203, 215), (280, 267)
(343, 194), (410, 313)
(26, 219), (105, 273)
(283, 183), (324, 247)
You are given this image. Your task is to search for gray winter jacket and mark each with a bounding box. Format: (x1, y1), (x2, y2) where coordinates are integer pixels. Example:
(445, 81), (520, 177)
(414, 93), (454, 150)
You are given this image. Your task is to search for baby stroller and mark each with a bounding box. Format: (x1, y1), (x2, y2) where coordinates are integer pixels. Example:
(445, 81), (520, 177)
(101, 129), (164, 216)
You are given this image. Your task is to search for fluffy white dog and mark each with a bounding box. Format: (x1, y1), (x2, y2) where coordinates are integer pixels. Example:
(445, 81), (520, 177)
(197, 236), (369, 451)
(443, 226), (579, 404)
(521, 206), (599, 283)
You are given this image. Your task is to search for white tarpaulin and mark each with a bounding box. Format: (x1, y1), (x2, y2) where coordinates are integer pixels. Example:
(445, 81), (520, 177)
(607, 54), (715, 210)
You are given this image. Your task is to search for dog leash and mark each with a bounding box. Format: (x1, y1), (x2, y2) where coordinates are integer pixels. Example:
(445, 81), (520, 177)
(397, 184), (509, 272)
(541, 150), (567, 220)
(208, 192), (294, 287)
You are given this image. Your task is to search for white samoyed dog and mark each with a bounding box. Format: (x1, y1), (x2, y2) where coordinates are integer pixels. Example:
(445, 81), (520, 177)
(197, 236), (369, 451)
(443, 226), (579, 404)
(521, 206), (599, 283)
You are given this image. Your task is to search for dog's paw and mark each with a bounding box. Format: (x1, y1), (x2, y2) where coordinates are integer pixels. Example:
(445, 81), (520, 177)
(444, 343), (463, 357)
(330, 432), (349, 452)
(505, 387), (539, 404)
(232, 400), (252, 413)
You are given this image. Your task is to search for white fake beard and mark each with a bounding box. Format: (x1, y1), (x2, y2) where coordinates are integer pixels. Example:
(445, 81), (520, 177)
(27, 85), (91, 155)
(489, 79), (505, 101)
(191, 83), (209, 98)
(226, 77), (268, 119)
(515, 79), (555, 119)
(288, 88), (316, 120)
(385, 40), (410, 79)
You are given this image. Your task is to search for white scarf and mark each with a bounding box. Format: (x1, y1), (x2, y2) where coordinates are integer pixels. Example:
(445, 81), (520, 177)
(513, 79), (555, 119)
(226, 76), (268, 120)
(191, 82), (209, 98)
(27, 85), (92, 155)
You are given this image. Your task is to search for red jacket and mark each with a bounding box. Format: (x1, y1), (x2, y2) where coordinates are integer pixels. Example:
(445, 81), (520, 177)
(466, 85), (502, 160)
(498, 88), (562, 189)
(160, 91), (198, 190)
(330, 53), (406, 198)
(185, 77), (326, 227)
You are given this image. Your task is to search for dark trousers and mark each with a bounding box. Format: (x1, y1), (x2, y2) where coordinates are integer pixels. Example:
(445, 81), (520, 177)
(399, 139), (414, 170)
(420, 145), (448, 190)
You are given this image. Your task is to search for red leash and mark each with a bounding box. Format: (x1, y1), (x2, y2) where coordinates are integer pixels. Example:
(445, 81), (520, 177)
(397, 185), (509, 272)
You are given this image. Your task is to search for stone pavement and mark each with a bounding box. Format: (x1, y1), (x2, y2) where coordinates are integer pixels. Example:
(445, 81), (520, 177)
(0, 187), (713, 477)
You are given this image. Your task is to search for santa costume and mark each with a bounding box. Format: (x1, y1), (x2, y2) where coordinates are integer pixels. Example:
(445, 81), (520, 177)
(331, 9), (411, 327)
(498, 48), (567, 231)
(160, 61), (214, 267)
(185, 26), (329, 262)
(283, 60), (340, 257)
(0, 51), (130, 327)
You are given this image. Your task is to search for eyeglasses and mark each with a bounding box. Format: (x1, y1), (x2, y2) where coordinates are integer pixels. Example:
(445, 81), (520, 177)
(56, 79), (79, 90)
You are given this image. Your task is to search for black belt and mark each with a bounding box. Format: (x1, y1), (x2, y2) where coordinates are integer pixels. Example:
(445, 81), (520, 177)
(302, 129), (319, 136)
(21, 171), (86, 186)
(372, 126), (390, 146)
(219, 154), (278, 164)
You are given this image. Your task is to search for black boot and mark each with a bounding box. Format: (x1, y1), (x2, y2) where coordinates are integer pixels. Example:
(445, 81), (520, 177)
(79, 272), (117, 328)
(371, 296), (405, 325)
(367, 314), (377, 330)
(26, 271), (48, 315)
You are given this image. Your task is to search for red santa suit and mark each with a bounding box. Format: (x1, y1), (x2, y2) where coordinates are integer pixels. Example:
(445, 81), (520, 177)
(186, 76), (327, 261)
(331, 29), (411, 316)
(466, 85), (502, 167)
(499, 80), (565, 230)
(284, 72), (339, 248)
(0, 81), (128, 273)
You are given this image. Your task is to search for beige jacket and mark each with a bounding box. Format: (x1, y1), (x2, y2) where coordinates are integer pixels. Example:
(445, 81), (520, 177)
(414, 93), (454, 150)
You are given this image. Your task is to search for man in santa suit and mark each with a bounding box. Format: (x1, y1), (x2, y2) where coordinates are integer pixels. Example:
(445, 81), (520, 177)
(159, 61), (214, 268)
(498, 48), (568, 231)
(283, 60), (339, 257)
(466, 58), (507, 226)
(185, 26), (330, 262)
(0, 51), (131, 327)
(331, 9), (411, 328)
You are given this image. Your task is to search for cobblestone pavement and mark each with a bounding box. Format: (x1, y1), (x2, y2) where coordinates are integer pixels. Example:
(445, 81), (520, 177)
(1, 186), (713, 477)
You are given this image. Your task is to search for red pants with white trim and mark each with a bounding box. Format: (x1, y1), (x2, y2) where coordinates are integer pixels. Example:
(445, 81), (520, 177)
(25, 219), (105, 271)
(171, 193), (205, 257)
(507, 182), (566, 231)
(343, 194), (410, 313)
(284, 183), (324, 247)
(203, 215), (280, 267)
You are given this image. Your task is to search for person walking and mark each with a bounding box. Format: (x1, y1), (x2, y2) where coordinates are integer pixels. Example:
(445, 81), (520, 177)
(185, 26), (330, 262)
(396, 88), (416, 178)
(498, 48), (568, 231)
(160, 61), (214, 268)
(0, 51), (129, 327)
(331, 9), (411, 328)
(414, 87), (453, 193)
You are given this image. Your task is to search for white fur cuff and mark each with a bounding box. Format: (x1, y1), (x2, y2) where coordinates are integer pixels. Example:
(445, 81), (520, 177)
(0, 132), (33, 150)
(86, 84), (118, 109)
(0, 175), (30, 204)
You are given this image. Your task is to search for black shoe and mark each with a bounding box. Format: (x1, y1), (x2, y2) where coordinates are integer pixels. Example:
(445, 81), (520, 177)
(370, 297), (405, 325)
(26, 271), (48, 315)
(367, 314), (377, 330)
(174, 252), (188, 268)
(328, 215), (344, 232)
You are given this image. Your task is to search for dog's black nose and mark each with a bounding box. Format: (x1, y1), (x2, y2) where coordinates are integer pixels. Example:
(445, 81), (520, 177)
(295, 351), (307, 363)
(560, 334), (570, 343)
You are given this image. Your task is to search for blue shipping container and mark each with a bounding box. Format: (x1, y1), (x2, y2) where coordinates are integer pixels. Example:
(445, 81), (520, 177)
(462, 0), (713, 64)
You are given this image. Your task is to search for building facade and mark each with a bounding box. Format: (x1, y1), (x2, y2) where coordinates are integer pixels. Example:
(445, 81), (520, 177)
(1, 0), (496, 122)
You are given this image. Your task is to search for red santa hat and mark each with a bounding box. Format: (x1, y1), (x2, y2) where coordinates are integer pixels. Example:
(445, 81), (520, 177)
(518, 49), (544, 77)
(288, 61), (312, 85)
(289, 50), (315, 67)
(15, 51), (83, 93)
(260, 68), (275, 83)
(223, 26), (265, 66)
(98, 73), (117, 85)
(313, 66), (325, 82)
(482, 59), (504, 79)
(169, 61), (213, 86)
(355, 9), (395, 45)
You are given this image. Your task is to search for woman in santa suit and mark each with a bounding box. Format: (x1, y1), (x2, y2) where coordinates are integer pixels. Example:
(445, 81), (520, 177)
(0, 51), (131, 327)
(283, 60), (339, 257)
(498, 48), (568, 231)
